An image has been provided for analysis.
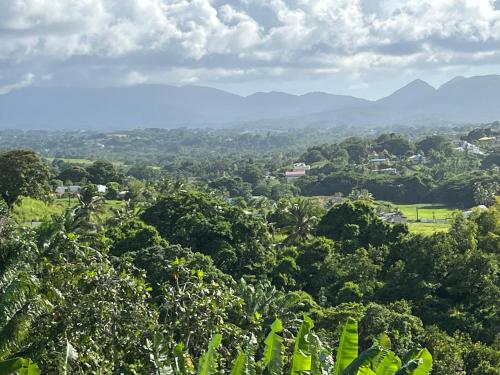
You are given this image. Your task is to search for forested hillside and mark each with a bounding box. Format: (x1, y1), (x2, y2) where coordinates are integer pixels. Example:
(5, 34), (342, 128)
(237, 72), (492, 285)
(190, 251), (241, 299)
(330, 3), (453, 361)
(0, 125), (498, 374)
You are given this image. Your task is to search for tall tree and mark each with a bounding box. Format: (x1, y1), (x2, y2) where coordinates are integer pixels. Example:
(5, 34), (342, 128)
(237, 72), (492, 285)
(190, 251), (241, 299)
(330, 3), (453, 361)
(86, 160), (122, 185)
(0, 150), (50, 208)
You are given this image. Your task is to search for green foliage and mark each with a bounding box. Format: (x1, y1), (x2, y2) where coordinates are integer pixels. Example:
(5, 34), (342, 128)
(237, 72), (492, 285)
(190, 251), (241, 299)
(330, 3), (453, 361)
(86, 160), (122, 185)
(57, 165), (89, 184)
(0, 130), (497, 375)
(333, 318), (358, 375)
(0, 357), (40, 375)
(317, 201), (399, 248)
(197, 334), (222, 375)
(0, 150), (50, 208)
(262, 320), (284, 375)
(107, 218), (167, 256)
(0, 200), (7, 218)
(290, 315), (314, 374)
(0, 223), (49, 362)
(142, 190), (274, 277)
(175, 317), (432, 375)
(416, 135), (453, 155)
(11, 197), (68, 224)
(209, 176), (252, 199)
(375, 351), (401, 375)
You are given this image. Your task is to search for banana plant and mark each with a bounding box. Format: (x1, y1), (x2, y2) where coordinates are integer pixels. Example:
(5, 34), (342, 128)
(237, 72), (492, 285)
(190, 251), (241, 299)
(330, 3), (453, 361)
(230, 335), (257, 375)
(162, 317), (432, 375)
(197, 334), (221, 375)
(329, 317), (433, 375)
(290, 315), (314, 375)
(334, 318), (360, 375)
(261, 319), (284, 375)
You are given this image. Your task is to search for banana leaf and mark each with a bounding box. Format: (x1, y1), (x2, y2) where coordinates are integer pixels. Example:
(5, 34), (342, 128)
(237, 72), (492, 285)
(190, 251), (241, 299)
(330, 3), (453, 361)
(290, 315), (314, 375)
(262, 319), (284, 375)
(333, 318), (359, 375)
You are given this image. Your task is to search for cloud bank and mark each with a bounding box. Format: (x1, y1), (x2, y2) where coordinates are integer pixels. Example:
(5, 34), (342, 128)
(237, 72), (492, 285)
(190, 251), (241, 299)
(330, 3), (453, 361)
(1, 0), (500, 96)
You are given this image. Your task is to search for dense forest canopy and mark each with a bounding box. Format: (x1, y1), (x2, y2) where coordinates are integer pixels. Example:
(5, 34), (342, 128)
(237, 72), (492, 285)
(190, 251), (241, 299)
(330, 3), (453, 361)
(0, 124), (498, 374)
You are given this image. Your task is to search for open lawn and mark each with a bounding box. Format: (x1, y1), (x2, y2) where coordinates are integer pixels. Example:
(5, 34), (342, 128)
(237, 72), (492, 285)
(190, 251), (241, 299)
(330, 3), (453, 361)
(391, 203), (459, 221)
(376, 201), (460, 235)
(407, 222), (450, 235)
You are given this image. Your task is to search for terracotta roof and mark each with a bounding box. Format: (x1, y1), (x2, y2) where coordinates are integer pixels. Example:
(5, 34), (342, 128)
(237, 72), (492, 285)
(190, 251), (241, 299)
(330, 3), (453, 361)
(285, 170), (306, 177)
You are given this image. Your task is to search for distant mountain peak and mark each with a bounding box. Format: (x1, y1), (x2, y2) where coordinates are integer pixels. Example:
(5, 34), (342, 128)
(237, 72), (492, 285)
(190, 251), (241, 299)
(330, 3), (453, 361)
(2, 74), (500, 129)
(401, 79), (435, 91)
(439, 76), (466, 89)
(377, 79), (435, 104)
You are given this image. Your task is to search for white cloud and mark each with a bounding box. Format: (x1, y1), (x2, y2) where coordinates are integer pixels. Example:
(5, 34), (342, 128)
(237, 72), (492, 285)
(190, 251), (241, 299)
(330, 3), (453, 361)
(0, 73), (35, 94)
(1, 0), (500, 94)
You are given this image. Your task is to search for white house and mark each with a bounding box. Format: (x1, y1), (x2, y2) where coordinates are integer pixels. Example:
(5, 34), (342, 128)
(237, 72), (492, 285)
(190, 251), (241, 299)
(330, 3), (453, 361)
(96, 184), (108, 194)
(455, 141), (484, 155)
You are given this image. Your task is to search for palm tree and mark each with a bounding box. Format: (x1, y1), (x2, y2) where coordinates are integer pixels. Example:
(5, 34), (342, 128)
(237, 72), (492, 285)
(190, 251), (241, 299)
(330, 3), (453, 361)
(281, 198), (320, 245)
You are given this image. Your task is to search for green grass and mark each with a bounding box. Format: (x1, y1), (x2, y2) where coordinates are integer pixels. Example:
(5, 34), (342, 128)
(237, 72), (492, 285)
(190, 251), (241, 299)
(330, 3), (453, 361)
(45, 157), (125, 167)
(46, 157), (94, 165)
(12, 197), (69, 224)
(407, 222), (450, 235)
(389, 203), (459, 221)
(376, 201), (460, 236)
(12, 197), (125, 225)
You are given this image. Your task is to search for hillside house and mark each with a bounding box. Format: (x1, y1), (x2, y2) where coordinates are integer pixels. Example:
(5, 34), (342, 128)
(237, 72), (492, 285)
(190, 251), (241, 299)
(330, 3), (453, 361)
(455, 140), (484, 155)
(97, 184), (108, 194)
(285, 162), (310, 181)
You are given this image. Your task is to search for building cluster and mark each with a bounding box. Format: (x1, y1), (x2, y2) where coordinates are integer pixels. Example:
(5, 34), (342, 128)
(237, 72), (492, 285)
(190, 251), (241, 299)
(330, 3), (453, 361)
(54, 184), (107, 197)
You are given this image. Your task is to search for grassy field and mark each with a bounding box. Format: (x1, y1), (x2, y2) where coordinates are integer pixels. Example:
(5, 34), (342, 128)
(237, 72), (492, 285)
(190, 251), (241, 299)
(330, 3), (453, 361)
(12, 197), (125, 225)
(391, 203), (459, 221)
(407, 222), (450, 235)
(45, 157), (94, 165)
(377, 201), (460, 235)
(45, 157), (125, 167)
(12, 198), (70, 224)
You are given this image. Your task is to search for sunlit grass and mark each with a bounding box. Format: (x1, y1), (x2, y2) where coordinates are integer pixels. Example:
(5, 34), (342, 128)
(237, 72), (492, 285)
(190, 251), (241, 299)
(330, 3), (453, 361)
(375, 201), (460, 235)
(391, 203), (459, 221)
(45, 157), (94, 165)
(12, 197), (125, 225)
(407, 222), (450, 235)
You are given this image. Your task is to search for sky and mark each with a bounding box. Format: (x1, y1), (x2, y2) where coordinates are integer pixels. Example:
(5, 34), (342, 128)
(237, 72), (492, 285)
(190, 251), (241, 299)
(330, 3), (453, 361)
(1, 0), (500, 99)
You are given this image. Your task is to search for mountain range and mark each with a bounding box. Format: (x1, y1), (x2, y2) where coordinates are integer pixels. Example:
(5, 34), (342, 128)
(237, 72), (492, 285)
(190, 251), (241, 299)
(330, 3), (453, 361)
(1, 74), (499, 129)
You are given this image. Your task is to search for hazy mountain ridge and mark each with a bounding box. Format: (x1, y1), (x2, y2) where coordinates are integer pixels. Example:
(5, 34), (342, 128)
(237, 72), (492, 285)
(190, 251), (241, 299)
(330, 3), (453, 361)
(1, 75), (499, 129)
